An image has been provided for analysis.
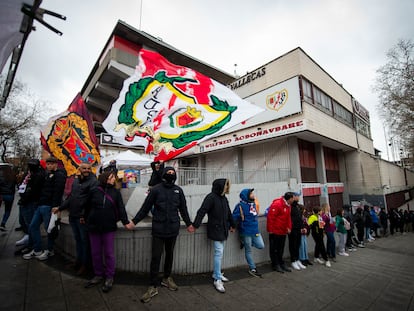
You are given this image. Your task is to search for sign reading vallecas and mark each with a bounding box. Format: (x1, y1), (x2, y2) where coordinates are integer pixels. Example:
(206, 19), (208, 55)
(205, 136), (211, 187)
(200, 120), (306, 152)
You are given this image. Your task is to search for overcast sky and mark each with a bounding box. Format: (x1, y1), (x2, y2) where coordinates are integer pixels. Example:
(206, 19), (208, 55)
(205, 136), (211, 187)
(5, 0), (414, 160)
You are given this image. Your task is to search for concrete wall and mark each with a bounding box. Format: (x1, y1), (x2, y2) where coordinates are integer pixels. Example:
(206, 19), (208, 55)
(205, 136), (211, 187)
(56, 215), (319, 274)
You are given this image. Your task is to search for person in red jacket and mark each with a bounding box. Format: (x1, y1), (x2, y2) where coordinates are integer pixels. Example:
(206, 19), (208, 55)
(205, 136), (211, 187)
(267, 192), (294, 273)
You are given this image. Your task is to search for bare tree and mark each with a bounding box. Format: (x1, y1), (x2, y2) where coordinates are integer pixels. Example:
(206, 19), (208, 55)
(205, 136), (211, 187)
(0, 77), (49, 164)
(373, 39), (414, 159)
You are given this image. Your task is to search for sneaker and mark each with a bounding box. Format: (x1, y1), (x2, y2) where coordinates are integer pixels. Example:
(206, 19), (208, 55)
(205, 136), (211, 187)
(357, 243), (365, 248)
(291, 261), (301, 270)
(141, 286), (158, 303)
(325, 260), (331, 268)
(338, 252), (349, 256)
(315, 258), (325, 265)
(161, 277), (178, 291)
(248, 269), (262, 278)
(16, 234), (29, 246)
(37, 250), (54, 261)
(85, 276), (104, 288)
(102, 278), (113, 293)
(211, 273), (229, 282)
(0, 224), (6, 231)
(213, 279), (225, 293)
(296, 260), (307, 269)
(20, 247), (32, 255)
(273, 265), (284, 273)
(305, 260), (313, 266)
(23, 250), (43, 260)
(281, 265), (292, 272)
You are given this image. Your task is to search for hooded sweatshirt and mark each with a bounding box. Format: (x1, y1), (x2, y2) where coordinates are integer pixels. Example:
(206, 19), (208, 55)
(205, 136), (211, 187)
(232, 188), (260, 236)
(193, 178), (236, 241)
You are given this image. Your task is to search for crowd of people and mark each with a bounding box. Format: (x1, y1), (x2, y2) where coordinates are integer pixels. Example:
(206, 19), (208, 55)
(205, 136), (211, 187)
(1, 158), (414, 303)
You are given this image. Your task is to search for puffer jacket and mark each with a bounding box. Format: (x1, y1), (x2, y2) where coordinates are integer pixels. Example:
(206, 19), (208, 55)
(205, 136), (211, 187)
(193, 178), (236, 241)
(266, 196), (292, 235)
(132, 167), (192, 238)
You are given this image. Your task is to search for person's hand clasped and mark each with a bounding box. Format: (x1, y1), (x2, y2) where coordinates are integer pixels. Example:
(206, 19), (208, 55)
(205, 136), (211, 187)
(187, 224), (195, 233)
(125, 220), (135, 230)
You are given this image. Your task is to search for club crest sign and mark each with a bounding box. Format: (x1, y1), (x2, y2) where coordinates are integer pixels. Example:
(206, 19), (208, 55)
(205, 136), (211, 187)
(266, 89), (288, 111)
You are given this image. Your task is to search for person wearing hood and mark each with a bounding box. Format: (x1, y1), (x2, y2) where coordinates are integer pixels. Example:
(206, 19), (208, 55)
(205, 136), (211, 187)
(232, 188), (264, 278)
(193, 178), (236, 294)
(126, 166), (194, 303)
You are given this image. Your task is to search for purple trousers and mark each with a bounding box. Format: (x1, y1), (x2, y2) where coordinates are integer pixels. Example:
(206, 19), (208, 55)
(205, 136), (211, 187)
(89, 231), (116, 278)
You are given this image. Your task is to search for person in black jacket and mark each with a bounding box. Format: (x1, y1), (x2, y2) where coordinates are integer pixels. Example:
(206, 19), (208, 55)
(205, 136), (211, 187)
(288, 192), (307, 271)
(0, 164), (17, 231)
(354, 207), (365, 247)
(192, 178), (236, 294)
(148, 160), (164, 188)
(126, 166), (194, 303)
(53, 162), (98, 275)
(84, 171), (130, 293)
(23, 157), (66, 261)
(15, 159), (45, 248)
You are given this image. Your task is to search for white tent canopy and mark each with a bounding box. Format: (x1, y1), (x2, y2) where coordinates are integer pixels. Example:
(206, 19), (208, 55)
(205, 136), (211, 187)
(102, 150), (153, 168)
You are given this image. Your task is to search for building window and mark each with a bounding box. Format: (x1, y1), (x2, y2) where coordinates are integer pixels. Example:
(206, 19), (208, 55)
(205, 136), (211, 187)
(355, 116), (371, 139)
(333, 100), (353, 127)
(302, 78), (313, 103)
(313, 86), (332, 114)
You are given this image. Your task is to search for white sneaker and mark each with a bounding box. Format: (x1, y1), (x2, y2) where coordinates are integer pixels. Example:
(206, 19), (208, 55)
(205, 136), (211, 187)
(315, 258), (325, 264)
(296, 260), (307, 269)
(212, 273), (229, 282)
(291, 261), (301, 270)
(325, 260), (331, 267)
(37, 250), (53, 261)
(338, 252), (349, 256)
(23, 250), (43, 260)
(213, 279), (225, 293)
(16, 234), (29, 246)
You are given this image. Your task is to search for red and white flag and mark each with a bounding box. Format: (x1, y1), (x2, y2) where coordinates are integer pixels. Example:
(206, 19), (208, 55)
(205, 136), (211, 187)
(103, 49), (263, 161)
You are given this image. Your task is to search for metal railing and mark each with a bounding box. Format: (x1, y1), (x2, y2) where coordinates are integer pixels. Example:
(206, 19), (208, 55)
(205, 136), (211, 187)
(139, 167), (291, 186)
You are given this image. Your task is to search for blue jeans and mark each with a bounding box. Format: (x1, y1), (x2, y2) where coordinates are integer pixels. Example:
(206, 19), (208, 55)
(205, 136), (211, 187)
(242, 234), (264, 270)
(299, 235), (309, 261)
(29, 205), (54, 252)
(69, 216), (89, 266)
(326, 231), (336, 258)
(20, 202), (37, 246)
(213, 241), (225, 281)
(1, 194), (15, 226)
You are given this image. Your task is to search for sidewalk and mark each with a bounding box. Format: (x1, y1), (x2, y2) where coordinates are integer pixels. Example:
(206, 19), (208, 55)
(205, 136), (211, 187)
(1, 204), (414, 311)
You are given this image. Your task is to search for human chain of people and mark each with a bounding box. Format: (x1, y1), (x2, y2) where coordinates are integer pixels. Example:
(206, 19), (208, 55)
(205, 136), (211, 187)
(1, 159), (413, 303)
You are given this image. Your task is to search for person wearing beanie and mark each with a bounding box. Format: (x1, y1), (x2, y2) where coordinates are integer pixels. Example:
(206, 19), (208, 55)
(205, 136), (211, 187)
(126, 166), (194, 303)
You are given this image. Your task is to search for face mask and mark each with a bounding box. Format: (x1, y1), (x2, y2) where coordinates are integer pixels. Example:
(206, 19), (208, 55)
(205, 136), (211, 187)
(164, 173), (176, 184)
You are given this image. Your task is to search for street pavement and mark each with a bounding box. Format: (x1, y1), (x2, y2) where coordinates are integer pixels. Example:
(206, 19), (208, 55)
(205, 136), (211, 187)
(1, 205), (414, 311)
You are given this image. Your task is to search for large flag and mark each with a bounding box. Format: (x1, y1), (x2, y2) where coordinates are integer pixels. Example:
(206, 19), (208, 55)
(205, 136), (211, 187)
(40, 93), (101, 176)
(103, 49), (263, 161)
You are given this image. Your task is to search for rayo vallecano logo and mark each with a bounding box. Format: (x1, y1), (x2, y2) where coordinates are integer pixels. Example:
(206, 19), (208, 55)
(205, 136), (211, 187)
(266, 89), (288, 111)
